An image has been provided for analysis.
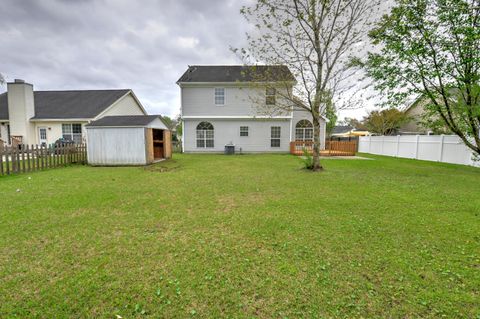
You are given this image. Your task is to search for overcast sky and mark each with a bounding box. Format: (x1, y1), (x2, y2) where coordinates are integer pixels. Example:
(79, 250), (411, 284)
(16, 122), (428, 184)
(0, 0), (379, 120)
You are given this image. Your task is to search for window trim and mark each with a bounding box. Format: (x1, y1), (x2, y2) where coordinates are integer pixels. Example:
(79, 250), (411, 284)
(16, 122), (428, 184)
(240, 126), (249, 137)
(266, 87), (276, 105)
(295, 120), (314, 141)
(214, 87), (226, 106)
(62, 123), (83, 144)
(270, 126), (281, 148)
(196, 121), (214, 148)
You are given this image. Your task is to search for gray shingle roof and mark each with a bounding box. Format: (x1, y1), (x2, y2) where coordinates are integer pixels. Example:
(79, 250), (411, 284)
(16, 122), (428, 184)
(332, 125), (354, 134)
(86, 115), (162, 127)
(0, 89), (130, 120)
(177, 65), (295, 83)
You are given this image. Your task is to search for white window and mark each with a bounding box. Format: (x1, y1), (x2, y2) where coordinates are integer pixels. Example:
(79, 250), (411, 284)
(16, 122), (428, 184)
(214, 88), (225, 105)
(295, 120), (314, 141)
(271, 126), (281, 147)
(196, 122), (214, 148)
(266, 87), (276, 105)
(240, 126), (249, 137)
(62, 123), (82, 144)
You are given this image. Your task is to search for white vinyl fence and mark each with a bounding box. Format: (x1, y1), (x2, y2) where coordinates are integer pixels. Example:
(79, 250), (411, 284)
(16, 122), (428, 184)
(359, 135), (479, 167)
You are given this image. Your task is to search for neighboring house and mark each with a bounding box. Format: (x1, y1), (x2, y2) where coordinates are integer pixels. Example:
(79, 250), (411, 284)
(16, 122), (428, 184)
(400, 97), (450, 135)
(0, 79), (147, 146)
(400, 98), (431, 134)
(177, 65), (327, 153)
(331, 125), (369, 138)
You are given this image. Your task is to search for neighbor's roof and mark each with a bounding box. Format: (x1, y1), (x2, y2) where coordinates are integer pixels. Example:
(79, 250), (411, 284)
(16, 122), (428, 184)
(0, 89), (131, 120)
(332, 125), (354, 134)
(177, 65), (296, 83)
(86, 115), (163, 127)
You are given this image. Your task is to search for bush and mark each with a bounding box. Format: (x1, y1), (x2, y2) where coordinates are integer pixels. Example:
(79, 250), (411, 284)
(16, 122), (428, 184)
(301, 147), (314, 170)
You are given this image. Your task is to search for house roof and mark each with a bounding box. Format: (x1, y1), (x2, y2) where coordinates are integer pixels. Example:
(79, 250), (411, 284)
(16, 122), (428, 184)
(0, 89), (131, 120)
(86, 115), (163, 127)
(177, 65), (296, 83)
(332, 125), (354, 134)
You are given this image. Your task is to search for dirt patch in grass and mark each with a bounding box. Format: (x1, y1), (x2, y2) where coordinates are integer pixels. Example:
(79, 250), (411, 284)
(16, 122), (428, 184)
(144, 159), (181, 173)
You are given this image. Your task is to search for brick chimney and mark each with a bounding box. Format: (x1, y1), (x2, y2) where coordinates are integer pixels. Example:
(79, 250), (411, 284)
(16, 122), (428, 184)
(7, 79), (36, 145)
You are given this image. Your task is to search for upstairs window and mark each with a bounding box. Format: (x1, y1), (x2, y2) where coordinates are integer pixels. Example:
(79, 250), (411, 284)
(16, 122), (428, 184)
(62, 123), (82, 144)
(295, 120), (313, 141)
(266, 87), (276, 105)
(240, 126), (249, 137)
(271, 126), (281, 147)
(214, 88), (225, 105)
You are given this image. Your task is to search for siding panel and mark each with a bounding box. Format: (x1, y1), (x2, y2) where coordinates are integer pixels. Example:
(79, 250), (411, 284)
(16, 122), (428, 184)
(99, 94), (146, 117)
(184, 119), (291, 153)
(86, 127), (146, 165)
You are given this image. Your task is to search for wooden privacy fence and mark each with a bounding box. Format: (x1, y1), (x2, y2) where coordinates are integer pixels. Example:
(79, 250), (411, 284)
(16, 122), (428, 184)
(290, 140), (357, 156)
(0, 144), (87, 176)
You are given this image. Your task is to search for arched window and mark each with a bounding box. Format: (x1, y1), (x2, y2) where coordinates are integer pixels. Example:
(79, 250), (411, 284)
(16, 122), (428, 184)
(196, 122), (214, 148)
(295, 120), (313, 141)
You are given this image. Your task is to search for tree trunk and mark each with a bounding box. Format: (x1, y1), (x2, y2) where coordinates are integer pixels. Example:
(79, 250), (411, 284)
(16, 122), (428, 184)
(312, 116), (324, 171)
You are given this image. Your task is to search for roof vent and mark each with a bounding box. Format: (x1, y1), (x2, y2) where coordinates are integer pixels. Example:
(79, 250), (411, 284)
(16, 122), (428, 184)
(14, 79), (25, 83)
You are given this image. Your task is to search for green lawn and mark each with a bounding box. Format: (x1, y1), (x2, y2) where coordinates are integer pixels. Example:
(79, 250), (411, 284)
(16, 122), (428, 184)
(0, 154), (479, 318)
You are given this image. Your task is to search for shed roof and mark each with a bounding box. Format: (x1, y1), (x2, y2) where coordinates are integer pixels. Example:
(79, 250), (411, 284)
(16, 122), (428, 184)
(177, 65), (295, 83)
(86, 115), (164, 127)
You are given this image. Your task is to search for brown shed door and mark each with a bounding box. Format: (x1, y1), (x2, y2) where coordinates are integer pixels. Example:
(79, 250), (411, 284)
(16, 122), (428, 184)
(152, 129), (164, 160)
(145, 128), (154, 163)
(164, 130), (172, 159)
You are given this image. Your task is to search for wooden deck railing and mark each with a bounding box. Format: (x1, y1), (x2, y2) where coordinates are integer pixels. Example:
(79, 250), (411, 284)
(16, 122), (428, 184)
(324, 140), (357, 156)
(290, 140), (357, 156)
(1, 143), (87, 176)
(290, 141), (314, 155)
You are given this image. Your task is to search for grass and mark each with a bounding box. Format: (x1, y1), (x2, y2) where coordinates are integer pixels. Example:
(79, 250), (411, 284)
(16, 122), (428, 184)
(0, 154), (479, 318)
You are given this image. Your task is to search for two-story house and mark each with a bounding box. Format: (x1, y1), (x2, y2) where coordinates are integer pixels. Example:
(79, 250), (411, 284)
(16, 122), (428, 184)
(177, 65), (327, 153)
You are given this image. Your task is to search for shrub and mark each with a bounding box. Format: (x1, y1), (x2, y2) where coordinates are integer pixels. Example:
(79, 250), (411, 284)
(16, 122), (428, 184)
(301, 147), (314, 170)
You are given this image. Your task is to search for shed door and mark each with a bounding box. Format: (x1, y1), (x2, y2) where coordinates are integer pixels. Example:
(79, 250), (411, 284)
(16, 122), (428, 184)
(152, 129), (164, 160)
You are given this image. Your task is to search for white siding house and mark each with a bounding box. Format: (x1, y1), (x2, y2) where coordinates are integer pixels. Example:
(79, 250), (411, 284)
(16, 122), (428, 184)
(177, 65), (327, 153)
(0, 79), (147, 146)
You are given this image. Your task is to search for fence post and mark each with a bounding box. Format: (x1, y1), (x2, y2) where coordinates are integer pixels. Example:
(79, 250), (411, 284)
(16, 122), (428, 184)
(5, 148), (10, 175)
(415, 135), (420, 159)
(0, 147), (3, 176)
(396, 135), (400, 157)
(381, 135), (385, 155)
(438, 134), (445, 162)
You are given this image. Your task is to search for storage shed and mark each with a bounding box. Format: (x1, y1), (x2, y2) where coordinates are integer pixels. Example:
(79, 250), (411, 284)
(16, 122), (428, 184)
(86, 115), (172, 166)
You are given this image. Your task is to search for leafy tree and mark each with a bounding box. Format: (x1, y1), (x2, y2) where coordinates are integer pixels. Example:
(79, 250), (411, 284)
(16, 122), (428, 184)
(161, 115), (181, 141)
(160, 116), (175, 131)
(342, 117), (368, 131)
(236, 0), (381, 171)
(174, 115), (182, 142)
(362, 108), (410, 135)
(363, 0), (480, 155)
(325, 92), (338, 137)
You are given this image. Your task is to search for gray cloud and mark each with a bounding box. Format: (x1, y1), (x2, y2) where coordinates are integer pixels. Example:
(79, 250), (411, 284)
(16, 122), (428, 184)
(0, 0), (253, 116)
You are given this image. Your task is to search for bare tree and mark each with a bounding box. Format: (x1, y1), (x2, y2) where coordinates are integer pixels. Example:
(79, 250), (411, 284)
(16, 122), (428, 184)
(235, 0), (382, 171)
